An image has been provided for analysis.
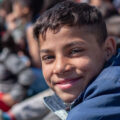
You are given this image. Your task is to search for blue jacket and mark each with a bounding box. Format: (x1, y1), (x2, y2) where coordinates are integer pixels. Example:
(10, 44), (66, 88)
(67, 49), (120, 120)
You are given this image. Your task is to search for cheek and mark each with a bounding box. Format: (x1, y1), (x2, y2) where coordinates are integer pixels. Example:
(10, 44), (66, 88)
(75, 56), (101, 77)
(42, 65), (52, 86)
(75, 57), (92, 72)
(80, 56), (104, 79)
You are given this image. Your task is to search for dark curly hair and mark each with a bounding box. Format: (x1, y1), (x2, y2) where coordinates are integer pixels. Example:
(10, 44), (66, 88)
(33, 0), (107, 45)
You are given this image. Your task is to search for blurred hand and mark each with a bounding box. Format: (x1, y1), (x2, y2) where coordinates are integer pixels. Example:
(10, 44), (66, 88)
(2, 94), (16, 107)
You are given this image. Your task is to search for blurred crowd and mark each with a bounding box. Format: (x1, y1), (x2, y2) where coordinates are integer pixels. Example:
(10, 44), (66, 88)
(0, 0), (120, 120)
(84, 0), (120, 47)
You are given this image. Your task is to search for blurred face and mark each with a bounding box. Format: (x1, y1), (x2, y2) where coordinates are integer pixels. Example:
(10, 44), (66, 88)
(39, 26), (107, 103)
(13, 3), (23, 18)
(13, 2), (29, 18)
(90, 0), (103, 7)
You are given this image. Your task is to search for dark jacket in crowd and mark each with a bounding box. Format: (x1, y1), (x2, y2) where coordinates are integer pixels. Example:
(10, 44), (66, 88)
(0, 48), (35, 102)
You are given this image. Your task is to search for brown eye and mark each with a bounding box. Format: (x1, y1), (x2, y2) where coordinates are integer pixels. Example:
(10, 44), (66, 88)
(42, 55), (55, 64)
(70, 48), (83, 55)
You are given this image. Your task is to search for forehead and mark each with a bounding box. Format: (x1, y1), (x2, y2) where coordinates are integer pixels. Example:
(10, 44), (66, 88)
(39, 26), (99, 49)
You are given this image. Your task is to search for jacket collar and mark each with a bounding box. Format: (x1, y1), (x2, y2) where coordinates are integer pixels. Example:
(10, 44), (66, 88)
(71, 48), (120, 109)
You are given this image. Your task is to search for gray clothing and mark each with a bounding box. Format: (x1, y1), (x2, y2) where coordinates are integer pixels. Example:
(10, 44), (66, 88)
(106, 16), (120, 37)
(0, 48), (35, 101)
(10, 89), (61, 120)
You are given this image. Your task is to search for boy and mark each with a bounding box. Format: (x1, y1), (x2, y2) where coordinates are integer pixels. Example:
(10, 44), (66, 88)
(33, 1), (120, 120)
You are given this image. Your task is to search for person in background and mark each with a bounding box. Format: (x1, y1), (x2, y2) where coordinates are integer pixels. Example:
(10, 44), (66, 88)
(0, 32), (35, 112)
(5, 0), (41, 59)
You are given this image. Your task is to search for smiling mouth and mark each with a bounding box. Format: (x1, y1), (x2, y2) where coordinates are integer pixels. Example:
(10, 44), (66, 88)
(55, 77), (82, 90)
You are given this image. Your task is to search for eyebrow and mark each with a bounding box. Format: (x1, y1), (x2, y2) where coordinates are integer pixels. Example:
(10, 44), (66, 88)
(40, 41), (85, 53)
(63, 41), (85, 49)
(40, 49), (52, 53)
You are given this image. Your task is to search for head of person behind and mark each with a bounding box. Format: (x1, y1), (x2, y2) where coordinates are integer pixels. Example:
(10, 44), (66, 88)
(33, 0), (116, 103)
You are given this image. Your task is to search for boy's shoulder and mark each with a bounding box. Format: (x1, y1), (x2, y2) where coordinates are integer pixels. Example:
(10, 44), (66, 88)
(83, 66), (120, 100)
(67, 66), (120, 120)
(43, 66), (120, 120)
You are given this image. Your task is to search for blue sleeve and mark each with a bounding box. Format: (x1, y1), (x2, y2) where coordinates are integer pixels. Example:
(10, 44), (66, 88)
(67, 94), (120, 120)
(67, 66), (120, 120)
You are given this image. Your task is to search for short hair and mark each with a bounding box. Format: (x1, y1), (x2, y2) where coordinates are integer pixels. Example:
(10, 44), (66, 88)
(33, 1), (108, 45)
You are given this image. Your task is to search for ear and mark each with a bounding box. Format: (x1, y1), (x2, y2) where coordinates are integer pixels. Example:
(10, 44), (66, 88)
(104, 37), (116, 61)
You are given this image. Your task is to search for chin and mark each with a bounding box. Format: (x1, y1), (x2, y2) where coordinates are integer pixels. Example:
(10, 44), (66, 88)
(54, 88), (79, 103)
(61, 94), (77, 103)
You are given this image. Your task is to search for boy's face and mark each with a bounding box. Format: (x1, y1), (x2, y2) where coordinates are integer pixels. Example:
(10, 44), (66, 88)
(39, 26), (107, 103)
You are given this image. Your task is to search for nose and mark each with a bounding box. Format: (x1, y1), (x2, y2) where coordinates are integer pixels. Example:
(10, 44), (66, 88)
(53, 56), (73, 74)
